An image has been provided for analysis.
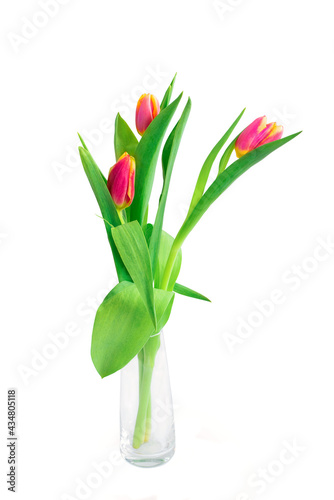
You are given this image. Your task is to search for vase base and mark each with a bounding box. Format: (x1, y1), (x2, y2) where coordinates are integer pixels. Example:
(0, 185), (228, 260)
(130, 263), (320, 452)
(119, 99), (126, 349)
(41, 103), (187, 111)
(122, 447), (175, 468)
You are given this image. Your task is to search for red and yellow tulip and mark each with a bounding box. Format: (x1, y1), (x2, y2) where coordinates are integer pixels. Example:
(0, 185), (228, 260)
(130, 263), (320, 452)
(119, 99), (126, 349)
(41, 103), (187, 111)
(235, 116), (283, 158)
(107, 153), (135, 210)
(135, 93), (160, 136)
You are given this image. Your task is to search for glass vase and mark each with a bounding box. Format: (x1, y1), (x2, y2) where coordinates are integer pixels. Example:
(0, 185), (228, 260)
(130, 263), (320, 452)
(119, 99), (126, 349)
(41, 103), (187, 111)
(120, 331), (175, 468)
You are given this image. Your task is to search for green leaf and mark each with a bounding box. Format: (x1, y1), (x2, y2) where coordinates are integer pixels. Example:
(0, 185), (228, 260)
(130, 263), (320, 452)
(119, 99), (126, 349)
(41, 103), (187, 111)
(78, 133), (88, 151)
(114, 113), (138, 161)
(154, 230), (182, 290)
(144, 225), (181, 291)
(78, 133), (108, 185)
(149, 98), (191, 277)
(160, 73), (177, 110)
(143, 223), (153, 245)
(130, 92), (183, 225)
(176, 132), (302, 246)
(161, 125), (176, 182)
(218, 136), (239, 174)
(187, 108), (245, 216)
(173, 283), (211, 302)
(91, 282), (174, 377)
(111, 221), (156, 328)
(142, 205), (149, 227)
(78, 146), (130, 282)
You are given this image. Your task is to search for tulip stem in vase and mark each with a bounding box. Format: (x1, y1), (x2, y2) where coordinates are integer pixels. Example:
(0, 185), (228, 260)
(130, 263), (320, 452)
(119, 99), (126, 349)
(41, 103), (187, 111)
(136, 348), (152, 446)
(133, 362), (153, 448)
(133, 335), (160, 448)
(132, 236), (182, 450)
(132, 240), (181, 450)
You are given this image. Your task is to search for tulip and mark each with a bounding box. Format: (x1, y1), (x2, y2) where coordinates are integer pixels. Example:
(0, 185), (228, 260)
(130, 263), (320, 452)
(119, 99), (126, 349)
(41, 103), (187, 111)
(107, 153), (135, 210)
(136, 93), (160, 135)
(235, 116), (283, 158)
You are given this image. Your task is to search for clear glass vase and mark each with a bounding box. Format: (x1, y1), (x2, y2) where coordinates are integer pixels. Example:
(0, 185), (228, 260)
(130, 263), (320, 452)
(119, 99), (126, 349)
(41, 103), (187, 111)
(120, 331), (175, 468)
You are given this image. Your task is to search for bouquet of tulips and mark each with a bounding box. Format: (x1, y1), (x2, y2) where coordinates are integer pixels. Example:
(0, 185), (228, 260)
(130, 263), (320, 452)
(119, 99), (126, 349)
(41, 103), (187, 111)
(78, 74), (300, 452)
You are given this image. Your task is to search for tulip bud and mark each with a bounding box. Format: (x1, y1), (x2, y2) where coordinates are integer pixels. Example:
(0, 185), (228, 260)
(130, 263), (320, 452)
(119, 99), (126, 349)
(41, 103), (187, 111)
(235, 116), (283, 158)
(135, 93), (160, 135)
(107, 153), (135, 210)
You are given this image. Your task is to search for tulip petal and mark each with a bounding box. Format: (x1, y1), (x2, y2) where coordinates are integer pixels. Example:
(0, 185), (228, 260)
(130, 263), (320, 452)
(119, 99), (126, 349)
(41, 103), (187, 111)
(136, 94), (146, 112)
(136, 93), (160, 136)
(151, 95), (160, 118)
(107, 154), (136, 210)
(258, 124), (284, 146)
(249, 121), (275, 150)
(235, 116), (267, 158)
(108, 159), (128, 207)
(136, 94), (153, 135)
(126, 160), (135, 207)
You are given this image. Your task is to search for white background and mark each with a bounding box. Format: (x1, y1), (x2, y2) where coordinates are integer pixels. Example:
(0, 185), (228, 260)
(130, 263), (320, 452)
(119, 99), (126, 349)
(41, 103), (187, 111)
(1, 0), (334, 499)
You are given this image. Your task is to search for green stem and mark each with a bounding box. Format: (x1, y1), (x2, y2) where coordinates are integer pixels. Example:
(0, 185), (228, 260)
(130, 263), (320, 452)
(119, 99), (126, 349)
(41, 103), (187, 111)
(160, 134), (244, 291)
(132, 363), (154, 449)
(160, 232), (185, 291)
(132, 335), (161, 449)
(117, 209), (125, 224)
(160, 140), (237, 290)
(137, 349), (145, 422)
(137, 349), (152, 443)
(144, 396), (152, 443)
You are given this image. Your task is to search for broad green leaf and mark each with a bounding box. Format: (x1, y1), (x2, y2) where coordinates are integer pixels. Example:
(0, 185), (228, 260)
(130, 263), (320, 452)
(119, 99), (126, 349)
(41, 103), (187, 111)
(160, 73), (177, 110)
(187, 108), (245, 216)
(114, 113), (138, 161)
(173, 283), (211, 302)
(142, 205), (149, 227)
(161, 124), (177, 182)
(149, 98), (191, 277)
(176, 132), (302, 246)
(91, 282), (174, 377)
(78, 146), (129, 282)
(111, 221), (156, 328)
(154, 230), (182, 290)
(78, 133), (108, 185)
(143, 223), (153, 245)
(130, 93), (183, 225)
